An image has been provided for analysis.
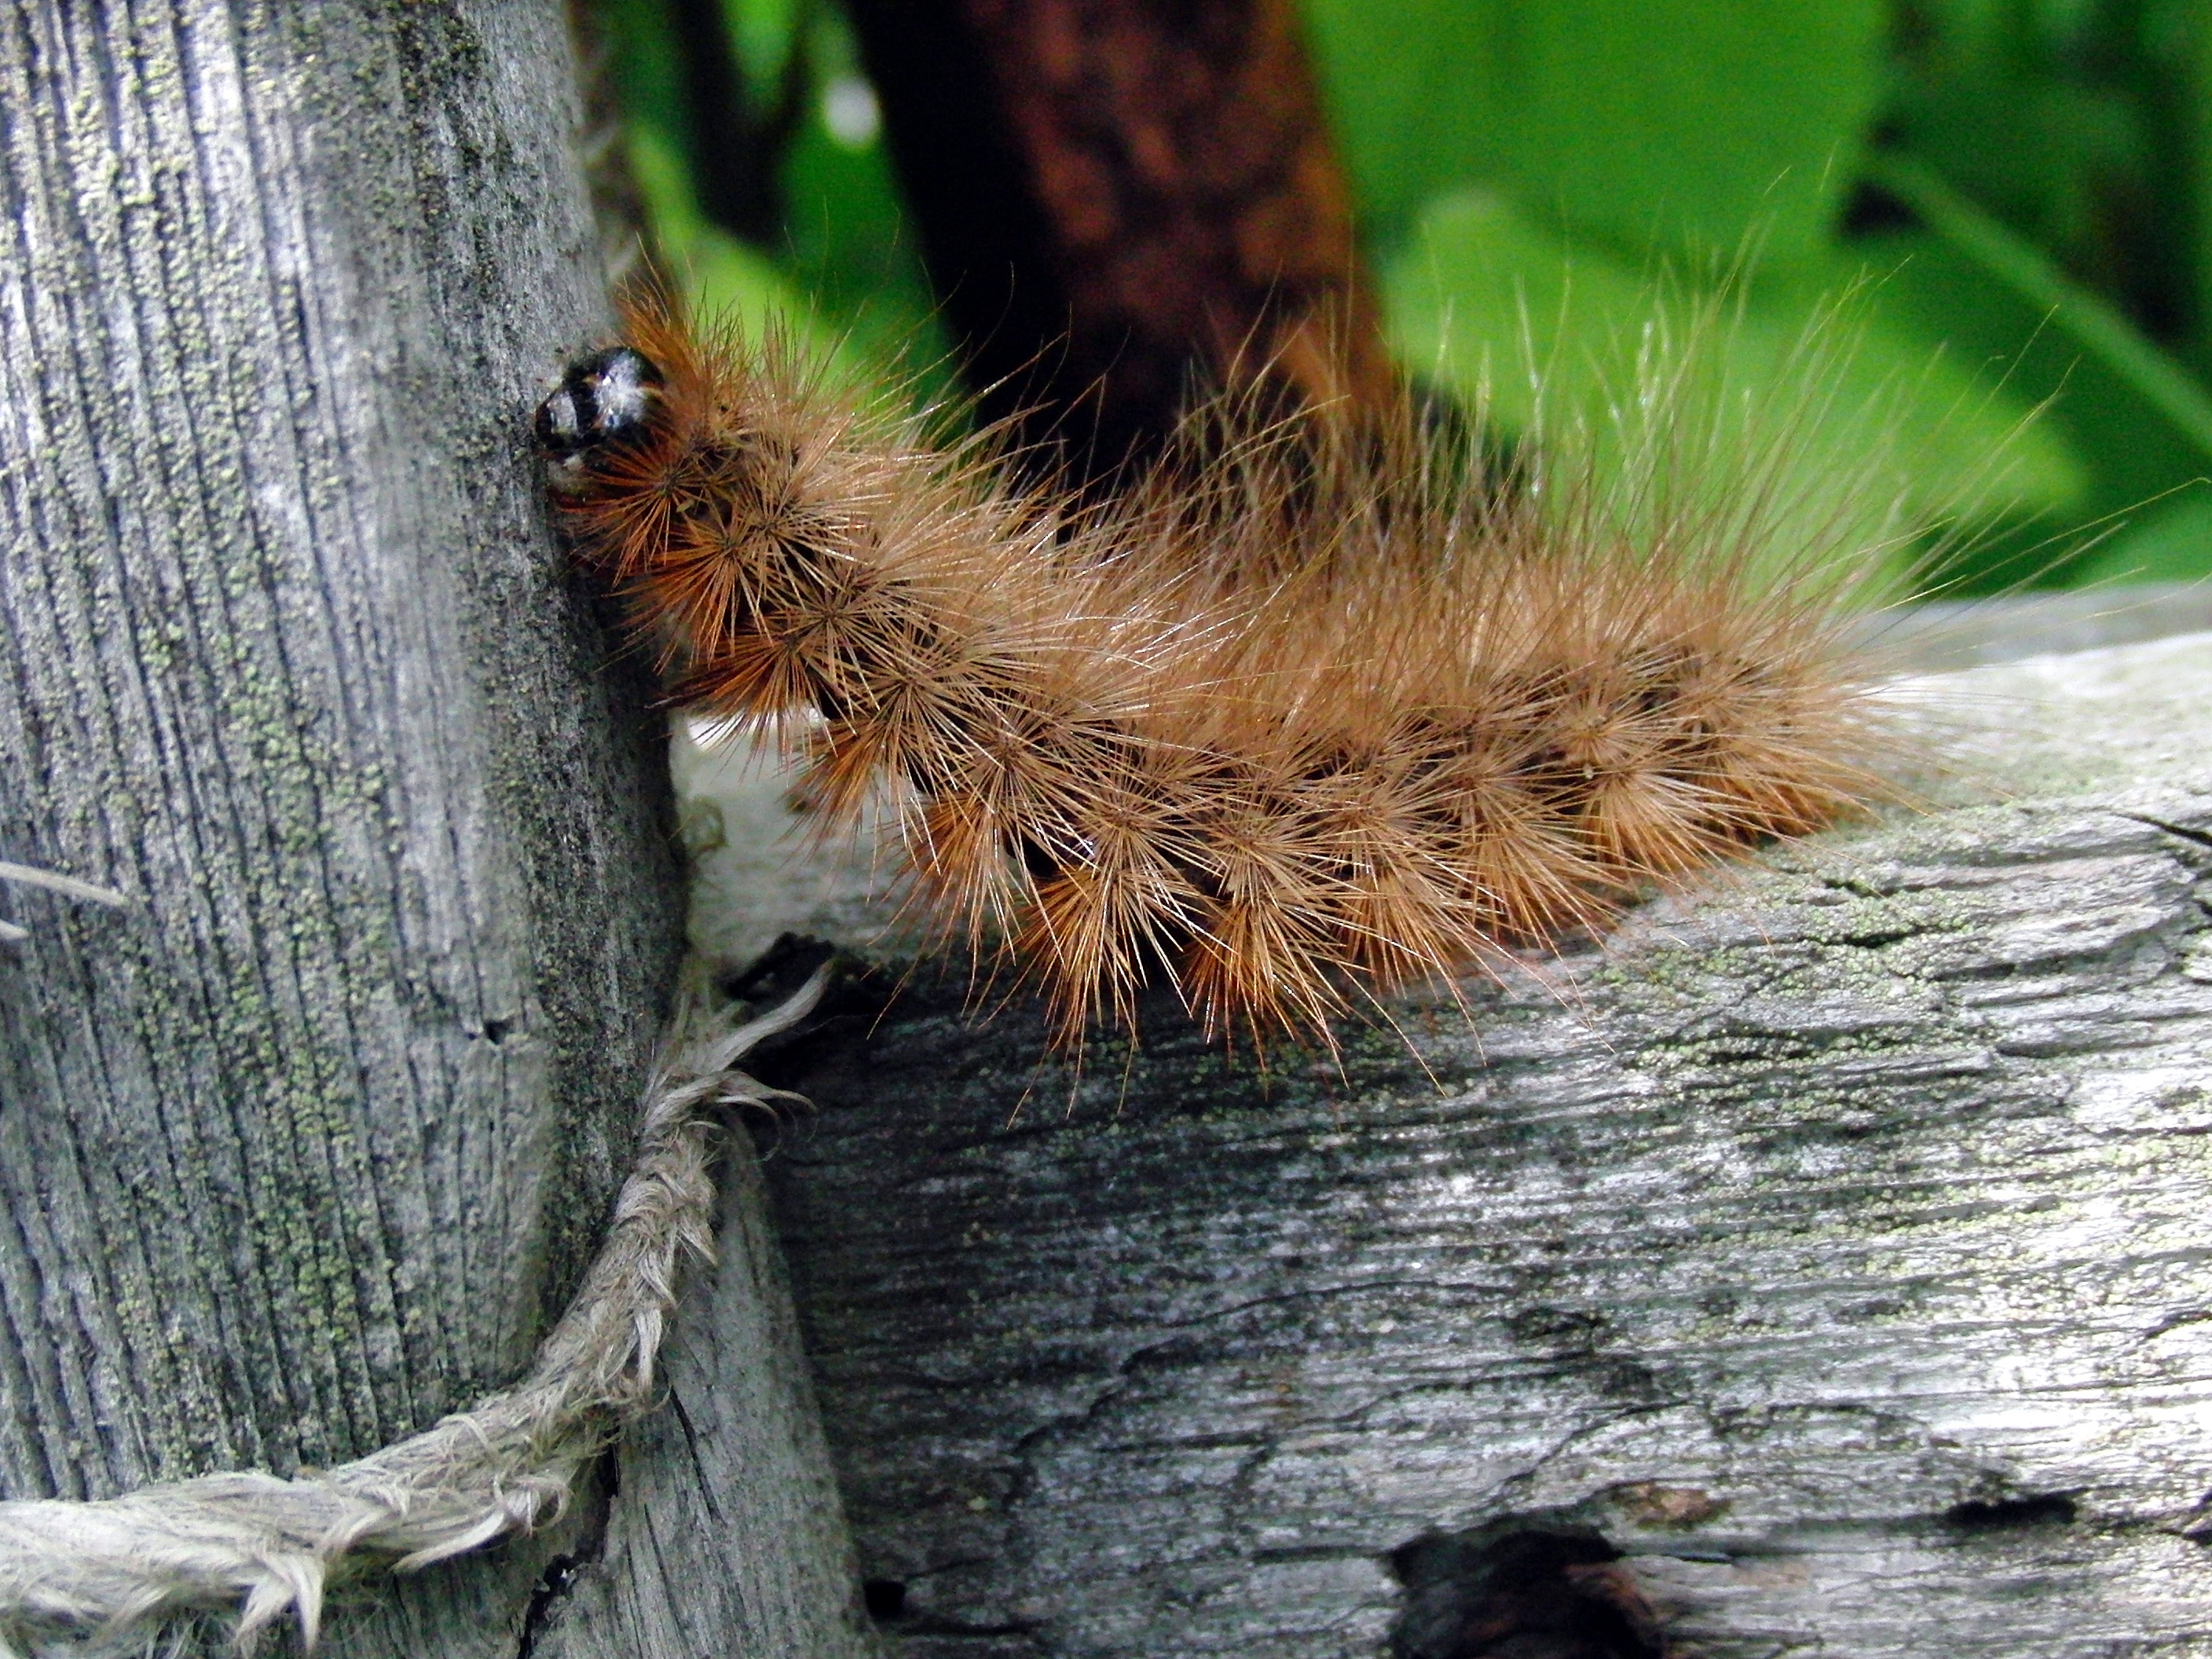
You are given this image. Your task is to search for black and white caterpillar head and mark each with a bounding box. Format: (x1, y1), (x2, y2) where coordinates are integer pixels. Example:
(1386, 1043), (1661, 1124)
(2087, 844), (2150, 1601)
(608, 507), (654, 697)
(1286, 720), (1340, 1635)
(536, 346), (664, 472)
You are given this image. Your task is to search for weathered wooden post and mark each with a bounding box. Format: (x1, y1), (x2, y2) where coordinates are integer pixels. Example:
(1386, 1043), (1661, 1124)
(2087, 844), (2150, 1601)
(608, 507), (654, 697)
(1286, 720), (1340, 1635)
(0, 5), (868, 1654)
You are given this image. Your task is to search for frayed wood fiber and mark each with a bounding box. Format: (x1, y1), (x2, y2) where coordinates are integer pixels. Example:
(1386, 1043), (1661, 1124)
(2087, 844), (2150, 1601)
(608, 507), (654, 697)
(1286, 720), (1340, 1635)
(540, 300), (1901, 1057)
(0, 969), (830, 1659)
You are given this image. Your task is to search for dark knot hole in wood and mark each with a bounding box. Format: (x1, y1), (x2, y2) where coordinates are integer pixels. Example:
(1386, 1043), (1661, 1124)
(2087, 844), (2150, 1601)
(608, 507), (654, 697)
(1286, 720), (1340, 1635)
(1387, 1520), (1672, 1659)
(1941, 1492), (2080, 1532)
(860, 1578), (907, 1622)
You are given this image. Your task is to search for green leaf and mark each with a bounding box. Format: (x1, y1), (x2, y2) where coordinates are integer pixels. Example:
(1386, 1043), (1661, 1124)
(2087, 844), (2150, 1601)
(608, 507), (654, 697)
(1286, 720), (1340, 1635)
(2067, 488), (2212, 587)
(1302, 0), (1886, 262)
(1384, 189), (1654, 432)
(776, 69), (944, 367)
(1850, 225), (2207, 562)
(720, 0), (802, 93)
(626, 126), (876, 376)
(1382, 189), (2087, 586)
(606, 6), (948, 389)
(1866, 152), (2212, 468)
(595, 0), (692, 141)
(1299, 0), (1506, 244)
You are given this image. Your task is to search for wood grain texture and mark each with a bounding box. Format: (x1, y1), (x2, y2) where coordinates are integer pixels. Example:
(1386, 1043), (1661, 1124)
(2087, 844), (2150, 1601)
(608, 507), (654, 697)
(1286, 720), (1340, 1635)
(741, 631), (2212, 1657)
(0, 5), (869, 1654)
(533, 1141), (880, 1659)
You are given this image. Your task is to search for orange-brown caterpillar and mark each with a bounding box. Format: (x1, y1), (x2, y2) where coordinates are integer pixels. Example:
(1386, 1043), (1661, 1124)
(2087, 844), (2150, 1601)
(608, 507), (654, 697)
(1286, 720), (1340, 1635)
(538, 304), (1888, 1054)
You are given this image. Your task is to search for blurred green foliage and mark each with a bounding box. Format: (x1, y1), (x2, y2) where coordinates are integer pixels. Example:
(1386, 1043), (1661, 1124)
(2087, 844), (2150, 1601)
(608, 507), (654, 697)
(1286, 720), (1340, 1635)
(595, 0), (943, 375)
(1306, 0), (1885, 261)
(594, 0), (2212, 591)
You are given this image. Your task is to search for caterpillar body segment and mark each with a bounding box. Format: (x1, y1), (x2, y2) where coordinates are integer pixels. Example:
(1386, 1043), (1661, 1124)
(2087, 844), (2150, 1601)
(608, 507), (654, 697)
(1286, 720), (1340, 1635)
(541, 306), (1885, 1053)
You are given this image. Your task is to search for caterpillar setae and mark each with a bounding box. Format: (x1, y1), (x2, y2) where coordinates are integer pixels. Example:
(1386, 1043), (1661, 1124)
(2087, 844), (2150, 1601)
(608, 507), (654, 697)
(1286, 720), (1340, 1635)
(536, 301), (1892, 1055)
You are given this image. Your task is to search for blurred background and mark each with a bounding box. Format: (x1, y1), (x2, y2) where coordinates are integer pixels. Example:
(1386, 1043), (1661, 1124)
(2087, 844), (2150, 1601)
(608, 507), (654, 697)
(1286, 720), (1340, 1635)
(580, 0), (2212, 595)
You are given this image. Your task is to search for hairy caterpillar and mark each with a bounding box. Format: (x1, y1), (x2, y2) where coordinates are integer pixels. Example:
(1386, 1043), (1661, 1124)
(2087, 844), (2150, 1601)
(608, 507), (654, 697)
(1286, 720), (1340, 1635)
(537, 303), (1889, 1054)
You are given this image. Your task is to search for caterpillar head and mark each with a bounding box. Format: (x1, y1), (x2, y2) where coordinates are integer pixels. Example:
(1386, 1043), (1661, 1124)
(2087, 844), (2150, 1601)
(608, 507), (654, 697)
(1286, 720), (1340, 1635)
(536, 346), (664, 472)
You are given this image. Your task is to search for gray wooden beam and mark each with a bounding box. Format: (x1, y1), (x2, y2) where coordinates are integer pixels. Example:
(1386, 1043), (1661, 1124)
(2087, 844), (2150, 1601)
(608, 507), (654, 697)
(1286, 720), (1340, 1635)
(739, 629), (2212, 1657)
